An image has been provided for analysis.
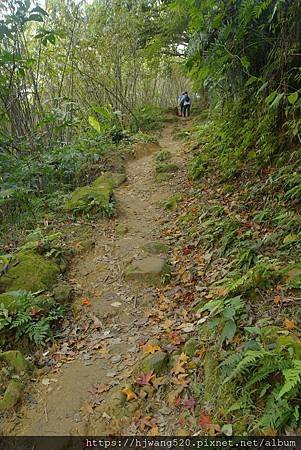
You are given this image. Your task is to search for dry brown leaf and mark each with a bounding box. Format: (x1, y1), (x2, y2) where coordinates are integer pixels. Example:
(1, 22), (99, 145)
(196, 346), (207, 358)
(283, 318), (296, 330)
(80, 402), (94, 418)
(97, 383), (110, 394)
(148, 426), (159, 436)
(174, 374), (190, 387)
(122, 387), (138, 401)
(273, 295), (282, 304)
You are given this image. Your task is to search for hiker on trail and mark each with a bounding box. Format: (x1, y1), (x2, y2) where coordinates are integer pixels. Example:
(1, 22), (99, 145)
(183, 91), (191, 118)
(178, 92), (185, 116)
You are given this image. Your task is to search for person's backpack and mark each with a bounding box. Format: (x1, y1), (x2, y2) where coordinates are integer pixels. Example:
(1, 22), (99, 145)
(184, 94), (190, 104)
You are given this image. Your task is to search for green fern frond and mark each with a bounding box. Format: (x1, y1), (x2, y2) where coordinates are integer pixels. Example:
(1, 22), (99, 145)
(224, 349), (269, 383)
(246, 356), (292, 389)
(277, 360), (301, 399)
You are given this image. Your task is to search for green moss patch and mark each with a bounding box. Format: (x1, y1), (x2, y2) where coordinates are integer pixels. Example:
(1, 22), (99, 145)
(164, 193), (183, 210)
(65, 171), (126, 215)
(0, 251), (60, 292)
(155, 173), (175, 182)
(65, 185), (113, 215)
(92, 172), (126, 189)
(155, 162), (179, 174)
(0, 351), (31, 411)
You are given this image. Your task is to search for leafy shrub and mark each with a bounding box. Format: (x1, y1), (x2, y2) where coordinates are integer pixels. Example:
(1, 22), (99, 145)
(133, 105), (164, 131)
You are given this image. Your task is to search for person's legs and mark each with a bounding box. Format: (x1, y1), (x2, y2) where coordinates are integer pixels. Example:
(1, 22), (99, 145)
(181, 104), (184, 116)
(187, 105), (190, 117)
(184, 105), (188, 117)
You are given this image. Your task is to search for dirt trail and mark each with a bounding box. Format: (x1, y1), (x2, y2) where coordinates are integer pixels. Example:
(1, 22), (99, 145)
(3, 121), (189, 436)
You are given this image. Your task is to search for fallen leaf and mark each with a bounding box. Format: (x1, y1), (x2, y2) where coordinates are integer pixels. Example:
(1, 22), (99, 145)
(111, 302), (122, 308)
(195, 346), (207, 358)
(97, 383), (110, 394)
(144, 344), (161, 354)
(82, 298), (91, 306)
(174, 373), (190, 387)
(168, 331), (184, 345)
(179, 323), (195, 333)
(179, 353), (189, 363)
(98, 345), (109, 356)
(283, 318), (296, 330)
(162, 319), (173, 331)
(136, 371), (155, 386)
(122, 387), (138, 401)
(273, 295), (282, 305)
(182, 397), (195, 410)
(174, 395), (181, 406)
(148, 426), (159, 436)
(216, 287), (229, 297)
(80, 402), (94, 418)
(172, 360), (186, 375)
(233, 334), (242, 345)
(199, 413), (212, 429)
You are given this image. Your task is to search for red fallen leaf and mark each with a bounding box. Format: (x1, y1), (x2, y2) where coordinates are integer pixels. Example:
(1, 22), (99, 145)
(183, 246), (193, 255)
(138, 415), (157, 431)
(182, 397), (195, 410)
(136, 371), (155, 386)
(168, 331), (184, 346)
(199, 413), (212, 429)
(82, 298), (91, 306)
(174, 395), (181, 406)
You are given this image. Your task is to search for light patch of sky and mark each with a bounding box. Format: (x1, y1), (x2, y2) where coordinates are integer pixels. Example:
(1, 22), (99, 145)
(37, 0), (93, 6)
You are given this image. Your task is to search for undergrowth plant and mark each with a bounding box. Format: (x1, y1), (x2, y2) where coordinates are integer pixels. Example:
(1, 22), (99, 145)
(220, 331), (301, 433)
(0, 291), (65, 346)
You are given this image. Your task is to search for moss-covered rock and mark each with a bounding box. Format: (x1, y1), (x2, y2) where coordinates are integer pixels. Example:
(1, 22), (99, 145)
(125, 257), (170, 284)
(0, 251), (60, 292)
(65, 170), (126, 215)
(138, 351), (169, 375)
(142, 241), (169, 255)
(164, 193), (183, 210)
(52, 282), (72, 304)
(0, 379), (23, 411)
(0, 350), (31, 374)
(0, 351), (31, 411)
(155, 162), (179, 173)
(65, 184), (113, 215)
(92, 172), (126, 189)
